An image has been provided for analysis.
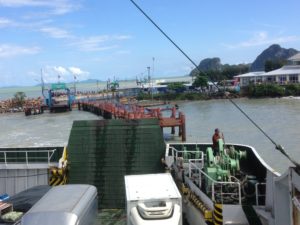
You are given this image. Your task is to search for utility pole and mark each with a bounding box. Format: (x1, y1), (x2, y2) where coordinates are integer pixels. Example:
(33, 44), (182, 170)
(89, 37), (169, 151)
(73, 74), (77, 95)
(147, 66), (151, 84)
(147, 66), (153, 101)
(191, 66), (194, 82)
(152, 57), (155, 78)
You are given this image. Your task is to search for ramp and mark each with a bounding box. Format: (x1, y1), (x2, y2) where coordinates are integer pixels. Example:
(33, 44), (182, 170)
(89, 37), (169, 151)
(67, 119), (166, 209)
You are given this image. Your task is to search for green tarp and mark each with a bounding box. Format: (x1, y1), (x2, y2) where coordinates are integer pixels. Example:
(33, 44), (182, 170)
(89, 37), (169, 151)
(67, 119), (166, 209)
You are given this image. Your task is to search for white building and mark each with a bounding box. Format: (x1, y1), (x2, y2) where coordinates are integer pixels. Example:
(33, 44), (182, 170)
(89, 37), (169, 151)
(235, 53), (300, 87)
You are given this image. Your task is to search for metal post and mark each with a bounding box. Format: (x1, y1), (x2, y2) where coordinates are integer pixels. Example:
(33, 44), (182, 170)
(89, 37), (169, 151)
(238, 183), (242, 205)
(181, 113), (186, 141)
(147, 66), (153, 101)
(199, 168), (202, 188)
(147, 66), (150, 84)
(188, 161), (191, 178)
(152, 57), (155, 101)
(152, 57), (155, 78)
(212, 182), (215, 202)
(73, 75), (77, 95)
(4, 152), (7, 165)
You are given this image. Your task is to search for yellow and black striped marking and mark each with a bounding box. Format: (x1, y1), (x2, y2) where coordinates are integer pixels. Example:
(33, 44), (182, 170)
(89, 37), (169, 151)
(49, 146), (68, 186)
(189, 192), (212, 222)
(181, 183), (189, 195)
(213, 202), (223, 225)
(49, 167), (67, 186)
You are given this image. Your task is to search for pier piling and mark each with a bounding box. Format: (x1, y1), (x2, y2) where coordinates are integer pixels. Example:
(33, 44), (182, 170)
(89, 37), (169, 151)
(78, 100), (186, 141)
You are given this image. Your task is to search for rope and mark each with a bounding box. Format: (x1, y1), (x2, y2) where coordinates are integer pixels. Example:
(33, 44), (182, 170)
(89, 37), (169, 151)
(128, 0), (299, 168)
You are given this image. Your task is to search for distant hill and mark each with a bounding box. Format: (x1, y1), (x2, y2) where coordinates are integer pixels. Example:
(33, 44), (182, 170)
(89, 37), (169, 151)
(189, 57), (249, 80)
(250, 44), (299, 71)
(190, 57), (222, 77)
(190, 44), (299, 78)
(198, 57), (222, 71)
(79, 79), (102, 83)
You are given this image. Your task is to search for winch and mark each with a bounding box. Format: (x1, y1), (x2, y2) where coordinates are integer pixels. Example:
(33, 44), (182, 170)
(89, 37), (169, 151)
(204, 139), (247, 188)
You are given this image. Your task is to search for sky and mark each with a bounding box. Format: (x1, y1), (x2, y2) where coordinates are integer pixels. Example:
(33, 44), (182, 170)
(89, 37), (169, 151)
(0, 0), (300, 87)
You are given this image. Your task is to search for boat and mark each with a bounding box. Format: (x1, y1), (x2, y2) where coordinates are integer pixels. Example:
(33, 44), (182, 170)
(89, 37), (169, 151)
(0, 3), (299, 225)
(164, 138), (300, 225)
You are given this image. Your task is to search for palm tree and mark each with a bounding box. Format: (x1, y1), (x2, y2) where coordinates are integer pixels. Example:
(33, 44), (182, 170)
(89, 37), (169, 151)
(193, 73), (208, 91)
(13, 92), (26, 107)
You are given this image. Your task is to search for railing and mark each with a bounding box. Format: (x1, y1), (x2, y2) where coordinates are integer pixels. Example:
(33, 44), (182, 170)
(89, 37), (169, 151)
(169, 145), (242, 205)
(169, 146), (203, 164)
(188, 159), (204, 187)
(255, 182), (266, 206)
(193, 165), (242, 204)
(0, 149), (57, 166)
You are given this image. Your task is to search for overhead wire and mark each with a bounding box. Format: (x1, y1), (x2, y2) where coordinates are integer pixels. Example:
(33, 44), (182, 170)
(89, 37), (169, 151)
(128, 0), (300, 168)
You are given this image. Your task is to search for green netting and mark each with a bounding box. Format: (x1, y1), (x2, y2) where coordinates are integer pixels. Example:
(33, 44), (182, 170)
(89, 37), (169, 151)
(67, 118), (166, 209)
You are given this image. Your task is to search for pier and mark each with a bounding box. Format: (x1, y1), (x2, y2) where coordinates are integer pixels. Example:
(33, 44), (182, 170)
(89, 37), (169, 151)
(78, 101), (186, 141)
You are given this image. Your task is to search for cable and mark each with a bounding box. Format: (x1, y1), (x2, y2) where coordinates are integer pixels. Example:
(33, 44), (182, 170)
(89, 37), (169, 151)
(129, 0), (198, 70)
(129, 0), (300, 168)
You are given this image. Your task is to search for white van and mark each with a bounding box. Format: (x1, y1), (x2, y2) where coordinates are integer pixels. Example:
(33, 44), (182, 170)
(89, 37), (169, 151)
(21, 185), (97, 225)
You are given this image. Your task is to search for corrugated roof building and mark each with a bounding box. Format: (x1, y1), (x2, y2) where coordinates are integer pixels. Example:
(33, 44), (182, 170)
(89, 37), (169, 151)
(235, 53), (300, 86)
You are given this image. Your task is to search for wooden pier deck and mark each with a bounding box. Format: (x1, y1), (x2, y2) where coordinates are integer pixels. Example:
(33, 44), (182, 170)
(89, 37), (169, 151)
(78, 101), (186, 141)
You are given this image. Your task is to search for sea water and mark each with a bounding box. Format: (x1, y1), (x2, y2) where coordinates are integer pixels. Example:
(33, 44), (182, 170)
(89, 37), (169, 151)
(0, 98), (299, 174)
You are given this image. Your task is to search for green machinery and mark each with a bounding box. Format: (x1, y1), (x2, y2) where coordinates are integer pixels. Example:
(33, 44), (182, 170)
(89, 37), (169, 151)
(204, 139), (247, 189)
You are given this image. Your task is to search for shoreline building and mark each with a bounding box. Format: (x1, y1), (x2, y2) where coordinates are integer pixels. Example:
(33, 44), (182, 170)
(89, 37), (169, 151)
(235, 53), (300, 87)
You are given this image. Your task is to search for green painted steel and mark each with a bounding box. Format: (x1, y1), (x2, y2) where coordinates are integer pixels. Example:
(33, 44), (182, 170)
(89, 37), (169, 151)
(67, 118), (166, 209)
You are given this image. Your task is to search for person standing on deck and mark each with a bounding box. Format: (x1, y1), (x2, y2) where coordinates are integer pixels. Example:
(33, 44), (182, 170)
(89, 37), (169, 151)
(212, 128), (224, 156)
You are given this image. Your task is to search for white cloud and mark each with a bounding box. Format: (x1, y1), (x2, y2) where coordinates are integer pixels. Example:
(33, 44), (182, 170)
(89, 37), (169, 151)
(52, 66), (68, 75)
(0, 17), (15, 28)
(223, 31), (299, 49)
(70, 35), (131, 52)
(115, 50), (131, 55)
(68, 67), (89, 80)
(40, 27), (73, 39)
(0, 44), (40, 58)
(37, 28), (131, 52)
(42, 66), (68, 83)
(113, 35), (132, 40)
(68, 66), (87, 75)
(0, 0), (80, 15)
(42, 65), (89, 83)
(71, 35), (115, 52)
